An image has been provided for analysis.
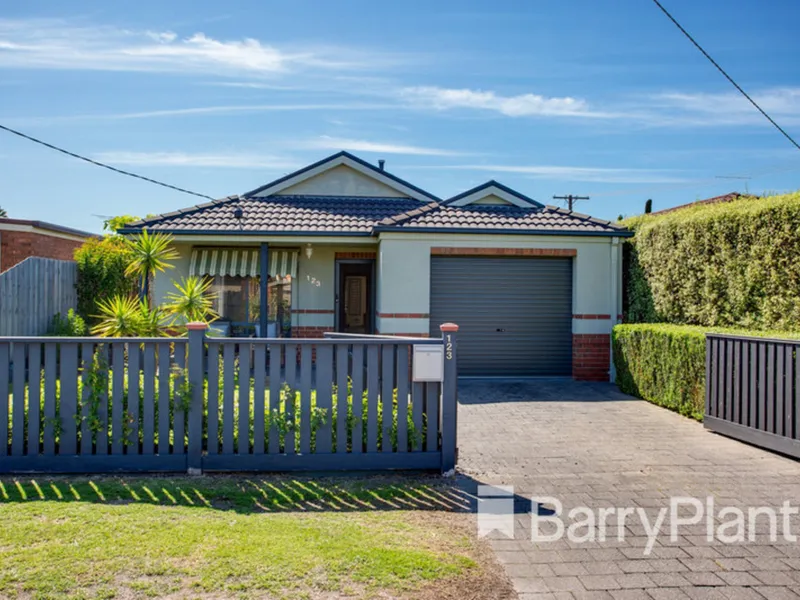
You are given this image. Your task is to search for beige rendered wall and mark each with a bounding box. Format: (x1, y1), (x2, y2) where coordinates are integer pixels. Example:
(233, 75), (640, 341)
(376, 233), (622, 336)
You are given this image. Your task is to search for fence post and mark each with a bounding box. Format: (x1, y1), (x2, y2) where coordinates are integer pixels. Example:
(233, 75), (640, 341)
(187, 322), (208, 474)
(440, 323), (459, 475)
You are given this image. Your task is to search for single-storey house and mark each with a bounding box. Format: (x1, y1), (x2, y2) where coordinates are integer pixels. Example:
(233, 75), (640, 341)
(121, 151), (631, 381)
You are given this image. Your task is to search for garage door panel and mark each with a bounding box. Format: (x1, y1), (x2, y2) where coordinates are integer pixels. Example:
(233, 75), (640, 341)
(429, 256), (573, 376)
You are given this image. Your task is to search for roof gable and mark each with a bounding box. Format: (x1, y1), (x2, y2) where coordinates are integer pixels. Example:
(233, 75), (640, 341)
(245, 151), (439, 202)
(446, 181), (543, 208)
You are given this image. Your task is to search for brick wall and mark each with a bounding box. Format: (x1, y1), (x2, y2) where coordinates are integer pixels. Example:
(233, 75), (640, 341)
(1, 230), (85, 272)
(572, 334), (611, 381)
(292, 326), (334, 338)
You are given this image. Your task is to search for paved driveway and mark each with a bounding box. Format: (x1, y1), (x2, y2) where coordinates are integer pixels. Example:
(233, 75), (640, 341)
(457, 379), (800, 600)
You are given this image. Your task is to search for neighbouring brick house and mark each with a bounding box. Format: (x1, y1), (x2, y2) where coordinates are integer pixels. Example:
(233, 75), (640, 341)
(0, 218), (98, 272)
(122, 152), (631, 381)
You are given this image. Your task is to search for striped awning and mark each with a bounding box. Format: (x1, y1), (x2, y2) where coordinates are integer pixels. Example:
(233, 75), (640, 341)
(190, 248), (298, 279)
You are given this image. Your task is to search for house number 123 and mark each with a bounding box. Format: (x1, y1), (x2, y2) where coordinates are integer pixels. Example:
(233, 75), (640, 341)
(445, 334), (453, 360)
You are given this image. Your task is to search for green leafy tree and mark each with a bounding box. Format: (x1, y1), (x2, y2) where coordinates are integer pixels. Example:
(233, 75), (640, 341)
(124, 230), (178, 302)
(74, 236), (137, 325)
(164, 276), (219, 330)
(0, 207), (7, 217)
(103, 215), (140, 233)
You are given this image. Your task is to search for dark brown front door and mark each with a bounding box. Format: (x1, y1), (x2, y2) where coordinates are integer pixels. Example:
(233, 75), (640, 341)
(336, 261), (374, 334)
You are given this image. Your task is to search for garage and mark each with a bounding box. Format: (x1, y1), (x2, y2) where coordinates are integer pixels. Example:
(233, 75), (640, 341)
(429, 256), (573, 377)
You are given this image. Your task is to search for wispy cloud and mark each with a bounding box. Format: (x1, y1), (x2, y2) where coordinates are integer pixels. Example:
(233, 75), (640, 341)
(645, 87), (800, 126)
(0, 18), (393, 76)
(421, 164), (688, 184)
(297, 135), (470, 156)
(400, 86), (618, 118)
(94, 151), (298, 169)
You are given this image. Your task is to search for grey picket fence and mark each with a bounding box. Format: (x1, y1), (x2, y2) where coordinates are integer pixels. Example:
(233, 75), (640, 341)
(0, 257), (77, 336)
(705, 333), (800, 459)
(0, 324), (459, 474)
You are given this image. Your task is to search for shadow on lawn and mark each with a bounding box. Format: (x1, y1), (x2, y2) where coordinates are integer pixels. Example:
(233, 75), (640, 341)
(0, 473), (540, 517)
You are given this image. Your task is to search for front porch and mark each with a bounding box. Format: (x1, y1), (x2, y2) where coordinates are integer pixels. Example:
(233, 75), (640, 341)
(153, 241), (379, 338)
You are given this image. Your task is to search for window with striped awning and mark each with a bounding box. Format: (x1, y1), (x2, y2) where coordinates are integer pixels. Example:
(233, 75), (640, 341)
(189, 248), (298, 279)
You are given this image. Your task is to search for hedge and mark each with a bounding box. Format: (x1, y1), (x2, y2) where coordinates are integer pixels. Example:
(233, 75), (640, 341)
(74, 236), (137, 325)
(613, 324), (800, 421)
(623, 190), (800, 331)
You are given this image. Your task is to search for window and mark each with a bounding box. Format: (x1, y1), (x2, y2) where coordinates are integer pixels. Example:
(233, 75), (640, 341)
(209, 275), (292, 337)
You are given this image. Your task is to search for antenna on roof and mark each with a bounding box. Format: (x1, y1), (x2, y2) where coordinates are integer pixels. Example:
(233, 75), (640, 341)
(715, 175), (751, 194)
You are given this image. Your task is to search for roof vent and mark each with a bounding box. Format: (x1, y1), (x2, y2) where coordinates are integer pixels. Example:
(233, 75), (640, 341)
(233, 207), (244, 220)
(378, 159), (385, 171)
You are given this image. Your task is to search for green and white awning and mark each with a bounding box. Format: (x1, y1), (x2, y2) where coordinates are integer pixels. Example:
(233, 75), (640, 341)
(190, 248), (298, 279)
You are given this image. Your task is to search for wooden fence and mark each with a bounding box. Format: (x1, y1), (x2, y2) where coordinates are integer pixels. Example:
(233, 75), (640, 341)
(0, 257), (77, 336)
(705, 333), (800, 459)
(0, 324), (459, 474)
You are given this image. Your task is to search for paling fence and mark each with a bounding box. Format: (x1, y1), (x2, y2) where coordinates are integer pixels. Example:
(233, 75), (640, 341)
(0, 257), (77, 336)
(0, 324), (458, 474)
(705, 333), (800, 459)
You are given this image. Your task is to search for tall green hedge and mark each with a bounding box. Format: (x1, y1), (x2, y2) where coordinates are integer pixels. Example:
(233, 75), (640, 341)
(623, 191), (800, 331)
(613, 324), (800, 420)
(74, 236), (137, 324)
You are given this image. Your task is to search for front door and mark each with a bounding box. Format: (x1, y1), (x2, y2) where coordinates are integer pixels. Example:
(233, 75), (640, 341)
(336, 261), (374, 334)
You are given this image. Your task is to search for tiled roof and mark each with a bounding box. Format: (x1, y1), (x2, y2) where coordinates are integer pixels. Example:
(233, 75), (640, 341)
(379, 204), (627, 234)
(127, 195), (425, 234)
(124, 195), (629, 236)
(650, 192), (756, 215)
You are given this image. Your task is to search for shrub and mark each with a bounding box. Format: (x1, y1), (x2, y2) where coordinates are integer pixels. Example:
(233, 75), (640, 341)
(48, 309), (87, 336)
(74, 236), (137, 325)
(622, 191), (800, 331)
(613, 324), (800, 421)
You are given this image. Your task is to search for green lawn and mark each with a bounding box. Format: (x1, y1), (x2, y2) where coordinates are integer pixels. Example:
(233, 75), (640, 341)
(0, 476), (507, 600)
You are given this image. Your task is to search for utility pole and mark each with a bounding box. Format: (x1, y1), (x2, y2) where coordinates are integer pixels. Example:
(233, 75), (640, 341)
(553, 194), (590, 211)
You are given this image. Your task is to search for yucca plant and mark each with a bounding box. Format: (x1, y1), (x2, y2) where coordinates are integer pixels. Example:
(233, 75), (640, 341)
(137, 300), (170, 337)
(164, 276), (218, 331)
(124, 230), (179, 302)
(91, 295), (145, 337)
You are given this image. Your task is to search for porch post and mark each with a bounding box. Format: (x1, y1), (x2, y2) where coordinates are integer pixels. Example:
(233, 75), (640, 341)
(260, 242), (269, 337)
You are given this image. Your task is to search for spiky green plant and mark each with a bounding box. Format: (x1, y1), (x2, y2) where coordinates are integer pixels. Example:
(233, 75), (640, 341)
(91, 295), (145, 337)
(164, 276), (219, 330)
(124, 230), (178, 301)
(137, 300), (170, 337)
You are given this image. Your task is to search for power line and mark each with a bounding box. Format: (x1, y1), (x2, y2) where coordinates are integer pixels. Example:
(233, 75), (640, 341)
(0, 123), (216, 200)
(651, 0), (800, 152)
(553, 194), (590, 211)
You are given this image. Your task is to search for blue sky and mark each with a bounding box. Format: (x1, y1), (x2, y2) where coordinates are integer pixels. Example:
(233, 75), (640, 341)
(1, 0), (799, 232)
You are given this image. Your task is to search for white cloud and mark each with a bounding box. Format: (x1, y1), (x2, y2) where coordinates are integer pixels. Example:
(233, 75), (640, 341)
(427, 164), (688, 184)
(94, 151), (298, 169)
(0, 18), (384, 76)
(401, 86), (616, 118)
(644, 87), (800, 127)
(299, 135), (469, 156)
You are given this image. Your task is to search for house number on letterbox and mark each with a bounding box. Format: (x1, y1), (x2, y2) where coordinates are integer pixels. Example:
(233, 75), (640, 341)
(412, 345), (444, 382)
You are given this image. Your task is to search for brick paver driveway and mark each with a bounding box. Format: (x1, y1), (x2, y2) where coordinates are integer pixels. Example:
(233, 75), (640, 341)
(457, 379), (800, 600)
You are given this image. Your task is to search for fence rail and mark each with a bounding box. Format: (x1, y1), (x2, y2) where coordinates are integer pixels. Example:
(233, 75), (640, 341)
(0, 324), (459, 474)
(705, 333), (800, 459)
(0, 257), (77, 336)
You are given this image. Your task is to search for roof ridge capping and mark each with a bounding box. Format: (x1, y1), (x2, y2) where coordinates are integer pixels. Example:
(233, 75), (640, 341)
(544, 204), (628, 231)
(377, 200), (442, 227)
(445, 180), (544, 208)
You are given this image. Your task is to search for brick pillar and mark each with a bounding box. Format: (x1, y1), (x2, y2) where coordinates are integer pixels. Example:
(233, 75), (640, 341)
(572, 334), (611, 381)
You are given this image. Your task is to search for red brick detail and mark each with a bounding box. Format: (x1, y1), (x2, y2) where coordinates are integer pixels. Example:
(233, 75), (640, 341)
(292, 326), (334, 338)
(431, 247), (577, 257)
(335, 252), (376, 260)
(292, 309), (335, 315)
(572, 334), (610, 382)
(572, 314), (612, 320)
(376, 312), (429, 318)
(0, 230), (85, 272)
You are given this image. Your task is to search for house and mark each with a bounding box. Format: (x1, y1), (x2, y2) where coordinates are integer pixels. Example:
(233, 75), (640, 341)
(121, 151), (632, 381)
(650, 192), (756, 215)
(0, 217), (99, 272)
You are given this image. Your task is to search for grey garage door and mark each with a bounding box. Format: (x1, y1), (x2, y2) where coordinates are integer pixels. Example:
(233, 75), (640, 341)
(429, 256), (573, 376)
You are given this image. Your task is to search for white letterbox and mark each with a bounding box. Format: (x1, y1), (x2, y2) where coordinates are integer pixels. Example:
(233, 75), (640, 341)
(412, 345), (444, 382)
